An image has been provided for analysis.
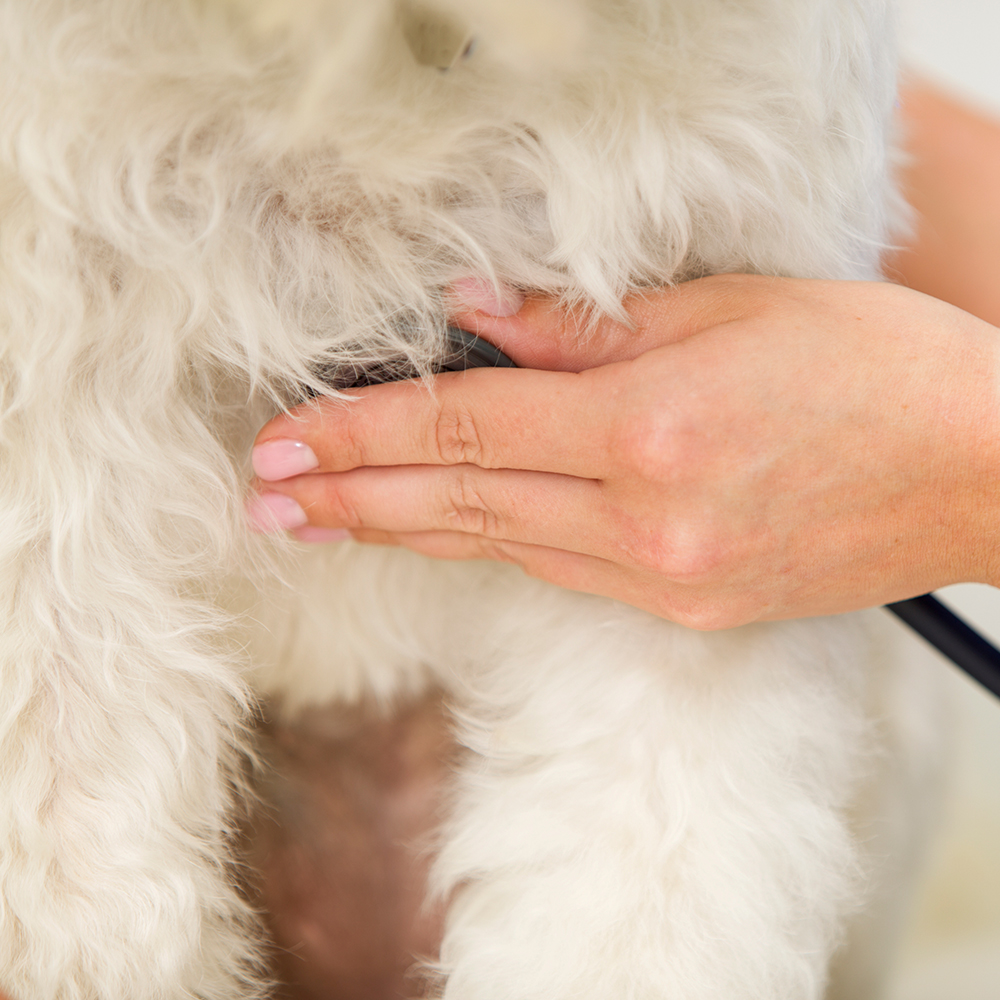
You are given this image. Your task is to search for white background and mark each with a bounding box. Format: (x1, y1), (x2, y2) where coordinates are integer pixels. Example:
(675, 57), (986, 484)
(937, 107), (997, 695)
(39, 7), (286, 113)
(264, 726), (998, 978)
(903, 0), (1000, 113)
(888, 3), (1000, 998)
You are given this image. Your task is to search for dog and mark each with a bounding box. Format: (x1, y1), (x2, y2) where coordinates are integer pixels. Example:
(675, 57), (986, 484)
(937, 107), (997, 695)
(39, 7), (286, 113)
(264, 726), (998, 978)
(0, 0), (942, 996)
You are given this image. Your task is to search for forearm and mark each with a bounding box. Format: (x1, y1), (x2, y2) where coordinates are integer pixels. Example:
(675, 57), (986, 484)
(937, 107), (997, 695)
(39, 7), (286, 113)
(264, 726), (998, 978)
(889, 79), (1000, 327)
(888, 80), (1000, 589)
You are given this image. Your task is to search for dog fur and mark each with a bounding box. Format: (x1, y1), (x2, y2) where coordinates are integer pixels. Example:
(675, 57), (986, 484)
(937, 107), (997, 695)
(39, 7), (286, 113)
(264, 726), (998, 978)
(0, 0), (941, 996)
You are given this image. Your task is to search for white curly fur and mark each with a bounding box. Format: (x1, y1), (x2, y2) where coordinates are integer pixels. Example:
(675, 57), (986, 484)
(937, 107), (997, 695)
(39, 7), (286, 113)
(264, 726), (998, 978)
(0, 0), (941, 997)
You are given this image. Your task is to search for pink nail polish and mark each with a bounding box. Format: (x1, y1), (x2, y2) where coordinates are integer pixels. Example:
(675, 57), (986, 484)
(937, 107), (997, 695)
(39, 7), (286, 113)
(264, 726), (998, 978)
(293, 526), (352, 543)
(451, 276), (524, 317)
(246, 492), (309, 533)
(252, 439), (319, 481)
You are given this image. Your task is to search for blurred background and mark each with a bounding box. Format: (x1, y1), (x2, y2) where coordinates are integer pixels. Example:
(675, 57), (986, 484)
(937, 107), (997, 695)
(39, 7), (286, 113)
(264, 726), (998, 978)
(888, 6), (1000, 998)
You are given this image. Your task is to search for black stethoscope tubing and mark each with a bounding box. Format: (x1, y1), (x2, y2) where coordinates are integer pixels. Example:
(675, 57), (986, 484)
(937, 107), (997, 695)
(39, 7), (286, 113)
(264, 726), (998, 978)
(887, 594), (1000, 698)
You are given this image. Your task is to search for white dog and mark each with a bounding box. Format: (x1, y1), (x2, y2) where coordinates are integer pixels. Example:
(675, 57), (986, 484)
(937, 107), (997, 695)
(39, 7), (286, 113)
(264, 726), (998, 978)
(0, 0), (942, 997)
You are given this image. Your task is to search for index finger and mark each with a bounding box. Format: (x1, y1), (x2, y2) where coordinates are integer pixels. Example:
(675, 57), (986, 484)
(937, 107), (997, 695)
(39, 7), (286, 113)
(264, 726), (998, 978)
(255, 365), (613, 480)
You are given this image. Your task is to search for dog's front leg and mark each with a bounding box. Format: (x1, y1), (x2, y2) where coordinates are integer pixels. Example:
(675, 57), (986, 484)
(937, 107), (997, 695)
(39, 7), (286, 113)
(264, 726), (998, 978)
(0, 405), (270, 998)
(0, 565), (267, 999)
(430, 599), (879, 1000)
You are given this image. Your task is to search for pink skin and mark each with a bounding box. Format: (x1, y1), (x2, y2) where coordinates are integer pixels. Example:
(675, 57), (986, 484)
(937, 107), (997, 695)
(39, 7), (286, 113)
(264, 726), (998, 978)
(246, 696), (451, 1000)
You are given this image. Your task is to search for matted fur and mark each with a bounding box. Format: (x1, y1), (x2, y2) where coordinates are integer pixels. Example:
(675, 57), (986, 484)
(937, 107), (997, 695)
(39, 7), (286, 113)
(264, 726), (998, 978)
(0, 1), (939, 997)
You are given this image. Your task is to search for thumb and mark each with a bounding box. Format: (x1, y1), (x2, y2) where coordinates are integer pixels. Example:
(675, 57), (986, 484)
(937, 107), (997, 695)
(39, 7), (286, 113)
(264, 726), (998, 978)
(448, 275), (747, 373)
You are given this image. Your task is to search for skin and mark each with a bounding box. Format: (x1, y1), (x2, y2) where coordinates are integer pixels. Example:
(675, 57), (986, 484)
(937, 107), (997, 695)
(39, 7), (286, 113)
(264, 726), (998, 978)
(886, 78), (1000, 329)
(250, 81), (1000, 630)
(245, 697), (450, 1000)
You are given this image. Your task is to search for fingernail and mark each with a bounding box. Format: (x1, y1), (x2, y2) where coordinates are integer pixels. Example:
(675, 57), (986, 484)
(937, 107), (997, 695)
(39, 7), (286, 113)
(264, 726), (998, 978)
(246, 492), (309, 533)
(252, 439), (319, 481)
(293, 526), (352, 543)
(451, 276), (524, 317)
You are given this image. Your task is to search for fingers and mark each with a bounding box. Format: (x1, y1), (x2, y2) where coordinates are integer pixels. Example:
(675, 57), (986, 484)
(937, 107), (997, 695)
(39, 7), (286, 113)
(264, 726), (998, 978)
(256, 366), (615, 480)
(337, 528), (753, 629)
(256, 463), (619, 560)
(348, 527), (638, 598)
(255, 274), (769, 481)
(448, 273), (761, 372)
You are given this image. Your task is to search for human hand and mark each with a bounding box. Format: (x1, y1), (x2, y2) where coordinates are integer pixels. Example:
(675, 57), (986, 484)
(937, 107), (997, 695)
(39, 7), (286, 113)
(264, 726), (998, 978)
(249, 274), (1000, 628)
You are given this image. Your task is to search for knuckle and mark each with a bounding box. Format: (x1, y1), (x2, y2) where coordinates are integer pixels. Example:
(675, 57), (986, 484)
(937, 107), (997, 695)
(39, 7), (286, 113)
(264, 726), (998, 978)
(670, 601), (739, 632)
(612, 414), (679, 483)
(335, 411), (369, 470)
(320, 482), (365, 529)
(646, 586), (750, 631)
(663, 531), (728, 582)
(434, 400), (486, 467)
(622, 519), (727, 582)
(445, 470), (502, 537)
(477, 538), (525, 569)
(616, 520), (675, 576)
